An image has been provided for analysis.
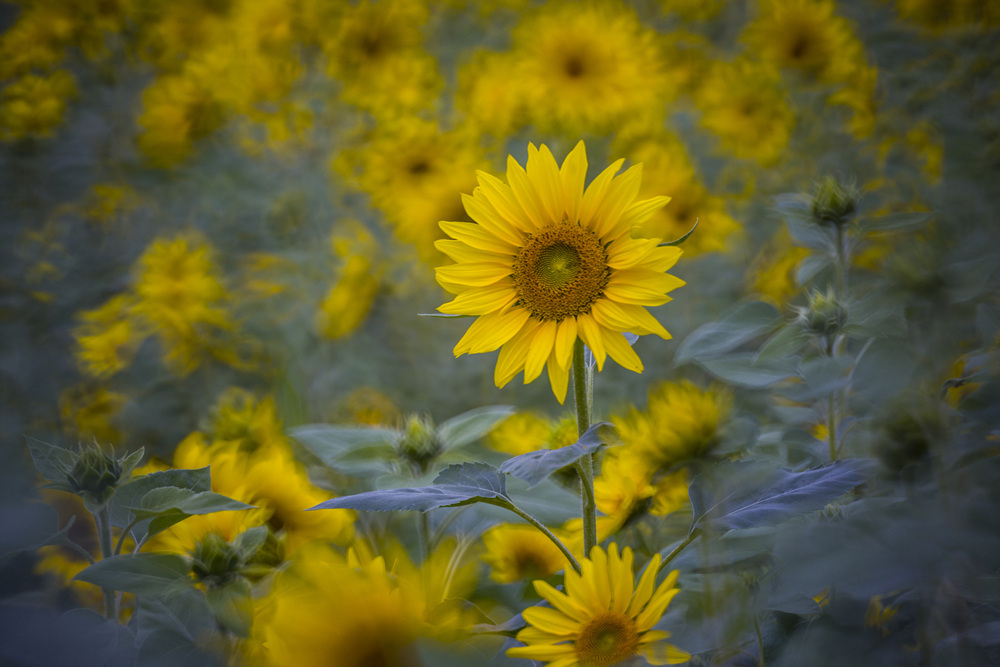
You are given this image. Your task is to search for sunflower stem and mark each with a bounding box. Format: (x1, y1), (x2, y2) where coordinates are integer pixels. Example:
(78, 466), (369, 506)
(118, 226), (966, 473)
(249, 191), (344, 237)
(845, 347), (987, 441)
(505, 502), (581, 574)
(96, 506), (117, 621)
(658, 529), (699, 573)
(572, 339), (598, 556)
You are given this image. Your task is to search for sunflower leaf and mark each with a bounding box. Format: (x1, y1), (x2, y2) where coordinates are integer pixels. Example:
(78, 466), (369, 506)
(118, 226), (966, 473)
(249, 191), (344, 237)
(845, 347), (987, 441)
(438, 405), (516, 450)
(690, 459), (878, 531)
(308, 462), (512, 513)
(73, 554), (194, 595)
(675, 302), (781, 365)
(500, 422), (616, 488)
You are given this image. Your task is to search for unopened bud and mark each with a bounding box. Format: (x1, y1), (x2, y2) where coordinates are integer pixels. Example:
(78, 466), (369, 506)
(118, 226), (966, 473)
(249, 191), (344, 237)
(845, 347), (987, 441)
(810, 176), (859, 227)
(396, 415), (442, 473)
(68, 444), (122, 505)
(797, 288), (848, 338)
(191, 534), (243, 586)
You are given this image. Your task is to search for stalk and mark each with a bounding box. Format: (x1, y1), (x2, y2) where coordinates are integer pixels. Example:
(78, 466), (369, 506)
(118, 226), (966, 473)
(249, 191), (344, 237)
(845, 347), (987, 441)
(572, 339), (598, 555)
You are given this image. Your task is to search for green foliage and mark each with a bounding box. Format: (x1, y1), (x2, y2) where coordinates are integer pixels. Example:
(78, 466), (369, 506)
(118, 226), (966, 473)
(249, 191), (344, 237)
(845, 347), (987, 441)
(500, 422), (615, 488)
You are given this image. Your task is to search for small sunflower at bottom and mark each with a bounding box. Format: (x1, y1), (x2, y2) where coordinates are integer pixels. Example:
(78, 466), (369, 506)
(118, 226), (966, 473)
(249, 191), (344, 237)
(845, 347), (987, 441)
(508, 543), (689, 666)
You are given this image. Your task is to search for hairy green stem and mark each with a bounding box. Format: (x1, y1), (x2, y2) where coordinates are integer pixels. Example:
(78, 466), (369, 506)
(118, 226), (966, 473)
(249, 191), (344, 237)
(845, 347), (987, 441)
(506, 502), (581, 574)
(572, 339), (598, 556)
(658, 529), (699, 573)
(96, 506), (116, 620)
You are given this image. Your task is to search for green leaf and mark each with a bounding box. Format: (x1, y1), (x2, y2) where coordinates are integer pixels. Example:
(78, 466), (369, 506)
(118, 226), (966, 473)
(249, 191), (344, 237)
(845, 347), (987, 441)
(796, 254), (831, 286)
(776, 195), (833, 250)
(129, 487), (255, 518)
(118, 448), (145, 480)
(859, 211), (932, 234)
(289, 424), (397, 474)
(74, 554), (193, 595)
(659, 218), (699, 246)
(697, 353), (798, 388)
(690, 459), (878, 531)
(233, 526), (269, 561)
(675, 302), (781, 365)
(754, 324), (809, 363)
(26, 437), (77, 485)
(438, 405), (515, 449)
(134, 587), (215, 644)
(108, 467), (212, 529)
(500, 423), (616, 488)
(308, 462), (511, 513)
(206, 578), (253, 637)
(944, 255), (998, 303)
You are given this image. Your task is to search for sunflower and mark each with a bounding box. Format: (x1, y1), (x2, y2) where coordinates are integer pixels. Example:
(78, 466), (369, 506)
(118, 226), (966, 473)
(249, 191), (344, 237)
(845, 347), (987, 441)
(435, 141), (684, 403)
(507, 543), (689, 666)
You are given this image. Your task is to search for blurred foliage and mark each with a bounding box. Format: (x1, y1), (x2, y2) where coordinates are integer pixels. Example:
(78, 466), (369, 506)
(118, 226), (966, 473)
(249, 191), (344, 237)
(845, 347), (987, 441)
(1, 0), (999, 665)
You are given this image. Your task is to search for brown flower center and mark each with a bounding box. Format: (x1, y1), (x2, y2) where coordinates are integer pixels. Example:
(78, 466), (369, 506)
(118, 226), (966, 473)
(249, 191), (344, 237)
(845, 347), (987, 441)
(575, 611), (640, 666)
(511, 221), (609, 321)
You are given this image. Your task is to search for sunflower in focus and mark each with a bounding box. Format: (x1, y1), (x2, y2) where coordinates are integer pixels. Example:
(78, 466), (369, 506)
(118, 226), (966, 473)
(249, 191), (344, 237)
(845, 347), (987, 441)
(507, 544), (689, 666)
(435, 141), (684, 403)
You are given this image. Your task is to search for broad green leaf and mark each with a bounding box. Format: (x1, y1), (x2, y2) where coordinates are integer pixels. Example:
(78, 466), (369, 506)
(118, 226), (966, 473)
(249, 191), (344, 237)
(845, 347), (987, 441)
(206, 578), (253, 637)
(109, 467), (212, 529)
(26, 437), (77, 485)
(859, 211), (932, 233)
(500, 423), (615, 488)
(697, 353), (797, 388)
(675, 302), (781, 365)
(289, 424), (397, 473)
(776, 195), (834, 250)
(309, 462), (511, 513)
(134, 588), (214, 645)
(129, 487), (254, 518)
(691, 459), (878, 531)
(119, 448), (146, 480)
(437, 405), (515, 449)
(796, 254), (831, 286)
(754, 324), (809, 363)
(74, 554), (193, 595)
(945, 255), (997, 303)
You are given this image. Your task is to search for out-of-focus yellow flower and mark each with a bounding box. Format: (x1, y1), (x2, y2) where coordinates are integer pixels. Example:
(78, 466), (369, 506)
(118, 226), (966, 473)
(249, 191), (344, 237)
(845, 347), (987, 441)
(316, 224), (383, 340)
(508, 544), (690, 665)
(695, 57), (794, 166)
(865, 594), (899, 636)
(456, 51), (526, 140)
(256, 543), (425, 667)
(0, 4), (75, 79)
(743, 0), (867, 85)
(488, 412), (577, 457)
(504, 1), (671, 135)
(481, 523), (575, 583)
(84, 183), (139, 228)
(333, 386), (401, 426)
(174, 429), (354, 555)
(73, 294), (145, 379)
(594, 449), (657, 532)
(828, 63), (879, 139)
(749, 227), (812, 305)
(132, 235), (233, 375)
(615, 130), (742, 255)
(202, 388), (286, 454)
(892, 0), (1000, 30)
(0, 71), (77, 141)
(136, 74), (224, 167)
(613, 381), (731, 470)
(59, 385), (125, 445)
(336, 119), (485, 264)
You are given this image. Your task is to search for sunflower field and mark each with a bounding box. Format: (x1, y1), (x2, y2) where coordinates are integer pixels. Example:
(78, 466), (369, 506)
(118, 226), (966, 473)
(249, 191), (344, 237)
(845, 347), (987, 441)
(2, 0), (1000, 665)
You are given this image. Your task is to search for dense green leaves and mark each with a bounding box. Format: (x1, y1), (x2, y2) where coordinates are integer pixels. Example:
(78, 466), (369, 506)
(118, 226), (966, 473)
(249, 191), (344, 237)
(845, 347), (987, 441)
(74, 554), (193, 595)
(309, 462), (512, 513)
(500, 422), (615, 488)
(675, 302), (781, 365)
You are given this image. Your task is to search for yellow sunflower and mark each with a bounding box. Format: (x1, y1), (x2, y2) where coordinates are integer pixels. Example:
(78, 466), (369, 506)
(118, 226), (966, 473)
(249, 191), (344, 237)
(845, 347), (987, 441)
(508, 543), (689, 666)
(435, 141), (685, 403)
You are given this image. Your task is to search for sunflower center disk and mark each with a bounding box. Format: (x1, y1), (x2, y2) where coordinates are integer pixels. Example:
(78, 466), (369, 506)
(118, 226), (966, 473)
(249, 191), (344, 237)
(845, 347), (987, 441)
(575, 612), (640, 666)
(512, 222), (609, 321)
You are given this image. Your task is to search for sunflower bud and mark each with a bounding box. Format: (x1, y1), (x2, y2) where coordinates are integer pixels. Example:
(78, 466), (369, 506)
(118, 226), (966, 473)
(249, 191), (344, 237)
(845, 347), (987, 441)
(395, 414), (443, 474)
(797, 288), (848, 339)
(191, 534), (243, 587)
(810, 176), (859, 227)
(68, 443), (122, 506)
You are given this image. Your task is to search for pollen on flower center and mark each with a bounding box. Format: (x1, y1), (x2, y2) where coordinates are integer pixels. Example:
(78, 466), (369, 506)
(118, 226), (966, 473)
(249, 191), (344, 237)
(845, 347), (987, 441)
(512, 221), (609, 321)
(575, 611), (639, 666)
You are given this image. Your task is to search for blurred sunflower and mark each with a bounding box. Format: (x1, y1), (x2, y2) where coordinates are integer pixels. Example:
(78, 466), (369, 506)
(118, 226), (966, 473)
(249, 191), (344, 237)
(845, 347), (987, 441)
(481, 523), (576, 584)
(505, 1), (669, 134)
(488, 412), (578, 456)
(743, 0), (866, 85)
(748, 227), (812, 305)
(695, 57), (795, 166)
(507, 544), (689, 666)
(73, 294), (146, 379)
(435, 141), (684, 403)
(316, 223), (383, 340)
(612, 381), (731, 470)
(0, 70), (77, 141)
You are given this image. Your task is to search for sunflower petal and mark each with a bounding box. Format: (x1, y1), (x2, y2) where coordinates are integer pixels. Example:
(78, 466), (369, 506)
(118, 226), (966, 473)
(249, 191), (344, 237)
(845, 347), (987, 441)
(579, 158), (625, 229)
(576, 313), (606, 371)
(547, 354), (570, 404)
(435, 261), (511, 287)
(524, 319), (558, 383)
(603, 327), (644, 373)
(462, 190), (524, 246)
(591, 164), (643, 240)
(507, 153), (547, 230)
(554, 317), (578, 370)
(439, 282), (517, 317)
(560, 141), (587, 224)
(439, 220), (518, 255)
(527, 143), (564, 225)
(453, 307), (530, 355)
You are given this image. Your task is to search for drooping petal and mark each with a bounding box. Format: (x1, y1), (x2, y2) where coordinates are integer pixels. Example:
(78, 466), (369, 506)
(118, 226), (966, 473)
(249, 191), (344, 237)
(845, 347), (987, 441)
(434, 239), (510, 264)
(553, 317), (578, 370)
(534, 580), (590, 623)
(619, 195), (672, 232)
(603, 328), (644, 373)
(453, 307), (531, 355)
(639, 641), (692, 665)
(494, 318), (541, 387)
(576, 313), (606, 371)
(523, 319), (558, 383)
(522, 606), (581, 637)
(547, 354), (570, 404)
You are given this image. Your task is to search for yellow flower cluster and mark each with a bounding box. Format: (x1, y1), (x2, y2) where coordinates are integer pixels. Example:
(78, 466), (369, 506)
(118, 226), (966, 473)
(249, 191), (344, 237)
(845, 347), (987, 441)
(316, 223), (383, 340)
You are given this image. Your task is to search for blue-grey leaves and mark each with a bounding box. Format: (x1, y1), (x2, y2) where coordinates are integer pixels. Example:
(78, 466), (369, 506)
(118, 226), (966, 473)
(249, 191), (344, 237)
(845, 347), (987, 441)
(500, 422), (616, 488)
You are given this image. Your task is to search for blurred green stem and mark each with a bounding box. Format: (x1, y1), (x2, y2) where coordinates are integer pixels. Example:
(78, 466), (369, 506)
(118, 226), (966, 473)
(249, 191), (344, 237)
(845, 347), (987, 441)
(827, 392), (838, 461)
(573, 339), (598, 556)
(96, 506), (116, 620)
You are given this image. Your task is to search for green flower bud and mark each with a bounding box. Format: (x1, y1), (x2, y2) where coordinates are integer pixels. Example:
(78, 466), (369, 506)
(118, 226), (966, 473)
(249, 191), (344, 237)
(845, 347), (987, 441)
(68, 444), (123, 505)
(796, 288), (848, 339)
(810, 176), (859, 227)
(191, 534), (243, 587)
(395, 414), (443, 473)
(243, 530), (285, 580)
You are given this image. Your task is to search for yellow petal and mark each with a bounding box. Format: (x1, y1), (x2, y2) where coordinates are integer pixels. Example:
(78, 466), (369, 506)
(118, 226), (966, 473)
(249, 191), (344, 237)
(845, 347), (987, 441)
(522, 606), (580, 637)
(534, 580), (590, 623)
(434, 261), (511, 287)
(620, 195), (672, 232)
(435, 239), (509, 264)
(606, 236), (660, 269)
(475, 171), (534, 239)
(554, 317), (578, 370)
(523, 319), (558, 384)
(506, 153), (546, 230)
(576, 313), (606, 371)
(462, 191), (524, 247)
(506, 644), (575, 661)
(640, 642), (691, 665)
(439, 282), (517, 317)
(560, 141), (587, 224)
(604, 328), (644, 373)
(591, 163), (643, 240)
(547, 353), (570, 404)
(495, 319), (540, 387)
(439, 220), (517, 255)
(603, 282), (673, 308)
(591, 300), (670, 338)
(579, 158), (625, 230)
(453, 307), (531, 355)
(527, 143), (564, 225)
(627, 555), (660, 617)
